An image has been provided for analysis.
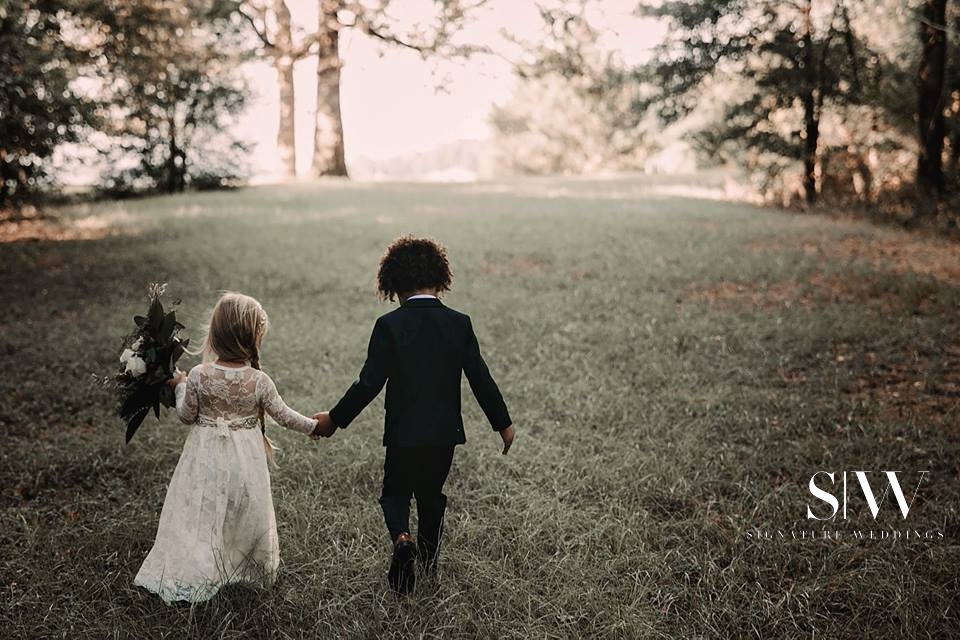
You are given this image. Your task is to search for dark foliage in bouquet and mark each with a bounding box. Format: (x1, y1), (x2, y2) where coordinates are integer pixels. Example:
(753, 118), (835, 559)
(112, 284), (190, 443)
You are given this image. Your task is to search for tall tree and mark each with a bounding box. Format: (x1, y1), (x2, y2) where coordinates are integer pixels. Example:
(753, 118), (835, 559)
(313, 0), (346, 177)
(640, 0), (871, 205)
(492, 3), (652, 175)
(238, 0), (317, 178)
(0, 0), (98, 210)
(306, 0), (486, 178)
(916, 0), (948, 202)
(95, 0), (250, 193)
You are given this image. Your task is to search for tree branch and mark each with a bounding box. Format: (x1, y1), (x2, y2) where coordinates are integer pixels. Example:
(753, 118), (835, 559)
(237, 5), (275, 50)
(838, 1), (861, 94)
(340, 0), (489, 57)
(351, 16), (434, 53)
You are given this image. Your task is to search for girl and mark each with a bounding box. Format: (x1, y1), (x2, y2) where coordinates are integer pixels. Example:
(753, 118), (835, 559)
(134, 292), (318, 604)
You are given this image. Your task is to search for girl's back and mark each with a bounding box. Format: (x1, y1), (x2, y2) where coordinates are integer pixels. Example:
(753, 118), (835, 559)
(135, 292), (318, 603)
(183, 363), (260, 426)
(178, 362), (317, 435)
(135, 361), (317, 603)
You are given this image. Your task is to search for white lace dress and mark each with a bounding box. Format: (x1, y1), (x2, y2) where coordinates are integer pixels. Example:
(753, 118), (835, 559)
(134, 363), (317, 604)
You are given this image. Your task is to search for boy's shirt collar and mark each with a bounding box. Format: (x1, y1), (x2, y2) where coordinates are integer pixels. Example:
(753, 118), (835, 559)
(406, 294), (437, 300)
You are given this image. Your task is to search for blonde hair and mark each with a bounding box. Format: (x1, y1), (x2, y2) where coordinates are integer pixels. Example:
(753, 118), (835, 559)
(201, 292), (277, 462)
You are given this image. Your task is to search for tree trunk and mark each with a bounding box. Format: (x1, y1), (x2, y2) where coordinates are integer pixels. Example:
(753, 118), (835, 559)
(166, 114), (179, 194)
(311, 9), (347, 178)
(0, 149), (11, 209)
(273, 0), (297, 178)
(917, 0), (947, 202)
(165, 108), (187, 193)
(800, 1), (819, 205)
(949, 93), (960, 177)
(950, 14), (960, 180)
(801, 93), (820, 205)
(276, 59), (297, 177)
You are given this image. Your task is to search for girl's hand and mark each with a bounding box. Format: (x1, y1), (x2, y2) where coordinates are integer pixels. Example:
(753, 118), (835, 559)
(167, 371), (186, 388)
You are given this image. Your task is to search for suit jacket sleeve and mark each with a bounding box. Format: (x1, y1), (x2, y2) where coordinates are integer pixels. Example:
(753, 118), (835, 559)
(329, 317), (393, 429)
(463, 316), (512, 431)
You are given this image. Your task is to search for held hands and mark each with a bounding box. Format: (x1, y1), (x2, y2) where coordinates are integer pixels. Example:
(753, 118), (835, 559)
(166, 370), (186, 388)
(310, 411), (337, 439)
(499, 425), (515, 455)
(307, 410), (511, 450)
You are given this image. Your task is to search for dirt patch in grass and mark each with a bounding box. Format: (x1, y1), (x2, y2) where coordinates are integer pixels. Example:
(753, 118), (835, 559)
(0, 208), (145, 243)
(682, 271), (945, 314)
(0, 216), (111, 243)
(683, 278), (812, 311)
(842, 343), (960, 427)
(747, 233), (960, 284)
(775, 341), (960, 428)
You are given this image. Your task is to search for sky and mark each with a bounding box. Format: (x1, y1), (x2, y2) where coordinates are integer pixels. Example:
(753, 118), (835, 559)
(237, 0), (666, 178)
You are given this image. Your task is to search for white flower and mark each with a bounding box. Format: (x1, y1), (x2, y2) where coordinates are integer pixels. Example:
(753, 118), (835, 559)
(124, 355), (147, 378)
(120, 348), (135, 364)
(131, 337), (144, 351)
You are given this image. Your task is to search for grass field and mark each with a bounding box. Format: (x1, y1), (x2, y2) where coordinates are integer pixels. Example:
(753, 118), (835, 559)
(2, 177), (959, 638)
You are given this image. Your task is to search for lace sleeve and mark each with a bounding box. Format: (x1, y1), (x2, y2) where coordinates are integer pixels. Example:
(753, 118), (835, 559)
(256, 372), (318, 435)
(175, 366), (201, 424)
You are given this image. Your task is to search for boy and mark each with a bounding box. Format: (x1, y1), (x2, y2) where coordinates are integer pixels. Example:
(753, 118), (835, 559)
(312, 235), (515, 596)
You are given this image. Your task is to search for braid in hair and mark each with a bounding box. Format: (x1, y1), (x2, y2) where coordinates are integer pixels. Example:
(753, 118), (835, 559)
(250, 344), (276, 464)
(250, 347), (265, 434)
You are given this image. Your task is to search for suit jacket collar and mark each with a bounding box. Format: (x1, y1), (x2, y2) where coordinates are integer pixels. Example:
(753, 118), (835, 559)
(400, 297), (444, 308)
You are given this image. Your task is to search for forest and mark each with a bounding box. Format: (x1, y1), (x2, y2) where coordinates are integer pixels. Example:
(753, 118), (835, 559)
(2, 0), (959, 227)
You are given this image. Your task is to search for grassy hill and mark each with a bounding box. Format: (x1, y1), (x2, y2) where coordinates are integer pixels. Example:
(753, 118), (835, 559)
(1, 178), (958, 638)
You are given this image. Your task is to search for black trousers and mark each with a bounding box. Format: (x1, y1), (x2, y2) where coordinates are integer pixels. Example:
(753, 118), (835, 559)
(380, 446), (455, 558)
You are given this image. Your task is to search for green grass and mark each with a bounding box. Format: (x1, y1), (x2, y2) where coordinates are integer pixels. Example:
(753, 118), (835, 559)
(1, 177), (958, 638)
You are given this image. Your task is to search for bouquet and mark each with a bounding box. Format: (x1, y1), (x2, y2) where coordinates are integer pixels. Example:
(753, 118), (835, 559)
(111, 283), (190, 443)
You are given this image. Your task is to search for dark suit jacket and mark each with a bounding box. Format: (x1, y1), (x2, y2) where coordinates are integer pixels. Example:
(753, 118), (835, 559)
(328, 297), (512, 447)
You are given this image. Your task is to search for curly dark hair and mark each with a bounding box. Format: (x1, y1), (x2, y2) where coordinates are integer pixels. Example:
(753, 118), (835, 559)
(376, 235), (453, 301)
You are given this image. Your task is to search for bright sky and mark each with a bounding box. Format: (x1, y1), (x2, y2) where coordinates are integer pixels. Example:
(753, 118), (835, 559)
(237, 0), (666, 177)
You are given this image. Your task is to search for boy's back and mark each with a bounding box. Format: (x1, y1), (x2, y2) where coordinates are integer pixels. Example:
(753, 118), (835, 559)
(328, 297), (511, 446)
(316, 235), (513, 596)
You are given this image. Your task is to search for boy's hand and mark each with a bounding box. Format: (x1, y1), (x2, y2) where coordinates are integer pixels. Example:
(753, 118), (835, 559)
(310, 412), (336, 439)
(499, 425), (515, 455)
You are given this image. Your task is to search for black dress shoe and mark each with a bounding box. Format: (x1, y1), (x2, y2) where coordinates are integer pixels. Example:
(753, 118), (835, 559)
(387, 533), (417, 596)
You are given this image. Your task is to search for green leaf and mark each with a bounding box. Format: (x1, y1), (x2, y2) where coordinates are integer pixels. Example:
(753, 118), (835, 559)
(158, 385), (175, 408)
(147, 367), (167, 385)
(147, 296), (164, 333)
(119, 385), (153, 419)
(159, 310), (177, 342)
(168, 352), (182, 373)
(124, 406), (151, 443)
